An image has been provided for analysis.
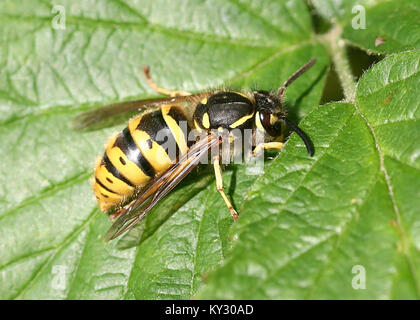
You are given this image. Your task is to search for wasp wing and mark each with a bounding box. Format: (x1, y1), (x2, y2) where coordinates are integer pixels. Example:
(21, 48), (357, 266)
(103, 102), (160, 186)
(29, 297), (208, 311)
(103, 132), (222, 241)
(72, 93), (209, 129)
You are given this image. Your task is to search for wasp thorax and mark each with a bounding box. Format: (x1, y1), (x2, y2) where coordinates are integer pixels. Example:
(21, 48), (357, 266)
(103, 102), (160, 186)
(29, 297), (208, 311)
(193, 91), (255, 131)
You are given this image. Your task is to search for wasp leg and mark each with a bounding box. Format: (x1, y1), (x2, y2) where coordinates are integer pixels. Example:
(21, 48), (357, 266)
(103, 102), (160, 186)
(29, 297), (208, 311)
(253, 142), (284, 155)
(213, 155), (239, 221)
(142, 66), (191, 97)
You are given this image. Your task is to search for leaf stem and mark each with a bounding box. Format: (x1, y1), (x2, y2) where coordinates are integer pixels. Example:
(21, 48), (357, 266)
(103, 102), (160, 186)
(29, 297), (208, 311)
(319, 25), (356, 102)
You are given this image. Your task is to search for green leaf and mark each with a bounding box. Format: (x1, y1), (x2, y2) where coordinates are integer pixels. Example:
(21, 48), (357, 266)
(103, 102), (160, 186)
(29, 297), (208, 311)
(342, 0), (420, 54)
(197, 50), (420, 299)
(311, 0), (381, 22)
(0, 0), (327, 299)
(312, 0), (420, 55)
(2, 0), (418, 301)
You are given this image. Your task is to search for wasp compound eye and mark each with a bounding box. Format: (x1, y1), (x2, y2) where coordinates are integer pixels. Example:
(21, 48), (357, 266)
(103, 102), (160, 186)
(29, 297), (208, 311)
(260, 109), (283, 137)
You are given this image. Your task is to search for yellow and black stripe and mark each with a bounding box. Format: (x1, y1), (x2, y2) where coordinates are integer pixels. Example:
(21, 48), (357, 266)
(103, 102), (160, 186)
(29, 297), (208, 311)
(93, 106), (190, 212)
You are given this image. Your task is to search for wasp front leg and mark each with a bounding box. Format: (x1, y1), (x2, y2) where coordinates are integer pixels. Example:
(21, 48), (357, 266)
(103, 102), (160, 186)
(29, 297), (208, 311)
(213, 155), (239, 221)
(142, 66), (191, 97)
(252, 142), (284, 156)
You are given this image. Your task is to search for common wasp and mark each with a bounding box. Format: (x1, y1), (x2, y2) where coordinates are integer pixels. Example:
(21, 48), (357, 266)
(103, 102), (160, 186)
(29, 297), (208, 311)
(73, 58), (316, 241)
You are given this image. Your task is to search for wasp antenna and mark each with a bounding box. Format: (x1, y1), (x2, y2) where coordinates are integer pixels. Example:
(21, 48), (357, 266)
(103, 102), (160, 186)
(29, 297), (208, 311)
(277, 58), (317, 102)
(282, 117), (314, 156)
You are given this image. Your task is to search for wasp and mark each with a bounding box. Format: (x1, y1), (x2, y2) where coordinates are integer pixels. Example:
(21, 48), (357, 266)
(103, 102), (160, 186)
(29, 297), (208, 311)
(73, 58), (316, 241)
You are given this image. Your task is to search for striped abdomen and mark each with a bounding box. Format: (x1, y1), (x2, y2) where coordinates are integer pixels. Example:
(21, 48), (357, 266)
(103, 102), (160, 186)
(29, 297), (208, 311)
(93, 106), (190, 212)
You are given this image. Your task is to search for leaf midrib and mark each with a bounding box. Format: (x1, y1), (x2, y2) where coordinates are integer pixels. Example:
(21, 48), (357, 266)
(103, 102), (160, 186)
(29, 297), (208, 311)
(353, 100), (420, 298)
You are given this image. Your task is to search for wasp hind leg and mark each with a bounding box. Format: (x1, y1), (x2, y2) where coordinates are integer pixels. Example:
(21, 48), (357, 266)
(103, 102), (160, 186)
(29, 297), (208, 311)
(142, 66), (191, 97)
(213, 155), (239, 221)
